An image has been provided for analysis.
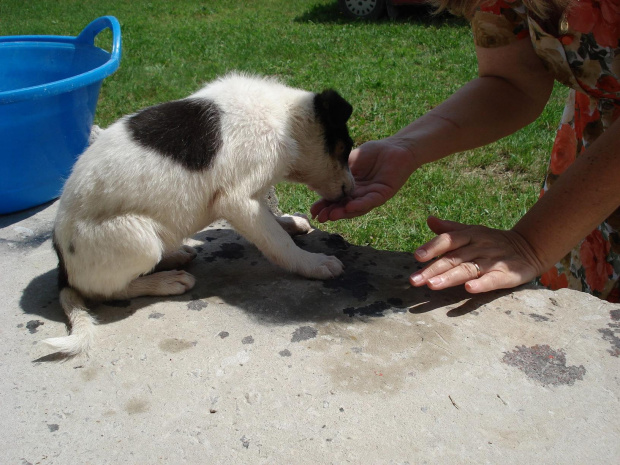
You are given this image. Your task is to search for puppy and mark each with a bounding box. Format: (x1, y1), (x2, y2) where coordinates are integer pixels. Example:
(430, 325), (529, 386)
(45, 73), (354, 356)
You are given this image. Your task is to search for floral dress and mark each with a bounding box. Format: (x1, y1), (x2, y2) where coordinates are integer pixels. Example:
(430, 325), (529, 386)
(471, 0), (620, 302)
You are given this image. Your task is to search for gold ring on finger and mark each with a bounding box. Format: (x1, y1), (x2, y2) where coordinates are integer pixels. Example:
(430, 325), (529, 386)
(470, 261), (481, 278)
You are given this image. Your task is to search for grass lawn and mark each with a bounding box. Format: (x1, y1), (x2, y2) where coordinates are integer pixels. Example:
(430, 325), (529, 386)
(0, 0), (567, 252)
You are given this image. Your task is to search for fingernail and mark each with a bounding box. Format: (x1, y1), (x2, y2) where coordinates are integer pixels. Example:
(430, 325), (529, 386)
(428, 277), (441, 286)
(415, 248), (427, 259)
(411, 274), (422, 284)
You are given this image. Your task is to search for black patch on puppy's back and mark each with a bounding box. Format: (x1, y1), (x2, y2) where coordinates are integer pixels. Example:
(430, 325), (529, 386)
(127, 98), (222, 171)
(313, 90), (354, 165)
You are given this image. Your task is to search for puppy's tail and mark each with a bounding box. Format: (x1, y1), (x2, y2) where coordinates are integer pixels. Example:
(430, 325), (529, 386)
(42, 287), (97, 356)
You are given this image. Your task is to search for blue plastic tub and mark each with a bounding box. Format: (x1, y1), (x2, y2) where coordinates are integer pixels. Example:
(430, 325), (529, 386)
(0, 16), (121, 214)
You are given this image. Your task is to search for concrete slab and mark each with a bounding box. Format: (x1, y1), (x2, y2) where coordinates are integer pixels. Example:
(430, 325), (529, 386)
(1, 201), (619, 464)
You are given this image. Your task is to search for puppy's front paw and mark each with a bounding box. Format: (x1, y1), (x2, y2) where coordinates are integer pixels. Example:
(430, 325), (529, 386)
(157, 270), (196, 295)
(156, 245), (198, 271)
(278, 213), (313, 236)
(180, 245), (198, 261)
(299, 253), (344, 280)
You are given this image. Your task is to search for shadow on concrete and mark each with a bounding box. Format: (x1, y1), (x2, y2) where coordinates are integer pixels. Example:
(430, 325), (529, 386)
(0, 199), (57, 228)
(20, 226), (505, 339)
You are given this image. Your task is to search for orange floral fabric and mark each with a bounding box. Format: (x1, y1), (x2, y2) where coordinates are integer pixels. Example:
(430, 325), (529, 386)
(473, 0), (620, 301)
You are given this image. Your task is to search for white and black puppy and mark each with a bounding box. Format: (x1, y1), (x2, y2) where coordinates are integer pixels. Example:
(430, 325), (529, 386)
(46, 73), (354, 356)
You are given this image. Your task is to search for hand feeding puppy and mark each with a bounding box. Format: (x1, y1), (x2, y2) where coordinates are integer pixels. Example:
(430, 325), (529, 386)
(46, 73), (354, 356)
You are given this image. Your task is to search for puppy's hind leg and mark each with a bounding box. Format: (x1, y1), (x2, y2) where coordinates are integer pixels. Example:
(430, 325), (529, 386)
(115, 270), (196, 299)
(154, 246), (198, 272)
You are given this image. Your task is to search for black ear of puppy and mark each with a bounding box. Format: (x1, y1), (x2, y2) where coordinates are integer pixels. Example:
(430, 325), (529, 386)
(314, 89), (353, 126)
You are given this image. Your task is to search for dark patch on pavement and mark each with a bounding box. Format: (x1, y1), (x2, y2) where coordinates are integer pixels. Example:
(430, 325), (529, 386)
(598, 309), (620, 357)
(204, 242), (246, 262)
(159, 338), (197, 353)
(26, 320), (44, 333)
(323, 269), (375, 301)
(187, 299), (208, 311)
(279, 349), (292, 357)
(502, 344), (586, 386)
(0, 230), (52, 249)
(291, 326), (318, 342)
(218, 331), (229, 339)
(47, 424), (59, 432)
(529, 313), (550, 322)
(242, 336), (254, 345)
(343, 301), (390, 318)
(148, 312), (164, 319)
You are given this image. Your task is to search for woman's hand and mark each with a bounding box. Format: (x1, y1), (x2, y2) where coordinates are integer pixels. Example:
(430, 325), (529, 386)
(310, 138), (418, 222)
(410, 216), (545, 293)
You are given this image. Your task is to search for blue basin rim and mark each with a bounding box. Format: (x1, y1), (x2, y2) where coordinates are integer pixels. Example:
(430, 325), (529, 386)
(0, 16), (121, 104)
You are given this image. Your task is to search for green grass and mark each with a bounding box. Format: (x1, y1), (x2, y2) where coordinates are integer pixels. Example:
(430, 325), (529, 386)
(0, 0), (567, 251)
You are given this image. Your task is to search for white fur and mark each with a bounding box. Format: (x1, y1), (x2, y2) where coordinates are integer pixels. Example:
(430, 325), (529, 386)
(45, 73), (354, 356)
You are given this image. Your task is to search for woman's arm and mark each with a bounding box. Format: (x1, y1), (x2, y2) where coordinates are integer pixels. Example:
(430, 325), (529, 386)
(392, 37), (555, 165)
(411, 115), (620, 293)
(312, 37), (555, 221)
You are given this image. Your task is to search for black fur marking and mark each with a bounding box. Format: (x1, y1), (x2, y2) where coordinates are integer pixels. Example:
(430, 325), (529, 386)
(313, 90), (354, 165)
(127, 98), (223, 171)
(52, 234), (69, 290)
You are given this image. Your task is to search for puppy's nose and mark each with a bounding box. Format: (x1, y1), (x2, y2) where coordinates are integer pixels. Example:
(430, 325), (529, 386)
(341, 182), (353, 198)
(341, 175), (354, 197)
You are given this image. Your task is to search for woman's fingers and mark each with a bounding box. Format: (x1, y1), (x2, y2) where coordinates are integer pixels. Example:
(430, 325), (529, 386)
(410, 256), (481, 287)
(426, 215), (471, 235)
(311, 191), (390, 223)
(414, 227), (472, 262)
(410, 220), (543, 295)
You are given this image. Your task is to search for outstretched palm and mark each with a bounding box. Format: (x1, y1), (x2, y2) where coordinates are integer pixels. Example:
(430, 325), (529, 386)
(311, 139), (417, 222)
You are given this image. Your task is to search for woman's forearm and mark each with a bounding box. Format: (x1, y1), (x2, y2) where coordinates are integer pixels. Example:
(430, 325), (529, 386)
(389, 73), (553, 166)
(389, 39), (555, 168)
(512, 116), (620, 273)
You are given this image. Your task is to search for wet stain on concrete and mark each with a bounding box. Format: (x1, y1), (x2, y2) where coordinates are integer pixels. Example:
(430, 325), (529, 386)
(125, 398), (150, 415)
(343, 301), (390, 318)
(242, 336), (254, 345)
(0, 229), (52, 249)
(47, 424), (59, 432)
(205, 242), (246, 262)
(148, 312), (164, 319)
(502, 344), (586, 386)
(80, 366), (99, 382)
(529, 313), (550, 322)
(314, 318), (455, 394)
(598, 309), (620, 357)
(187, 299), (208, 311)
(279, 349), (292, 357)
(323, 269), (375, 301)
(159, 338), (197, 353)
(26, 320), (44, 334)
(218, 331), (229, 339)
(291, 326), (317, 342)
